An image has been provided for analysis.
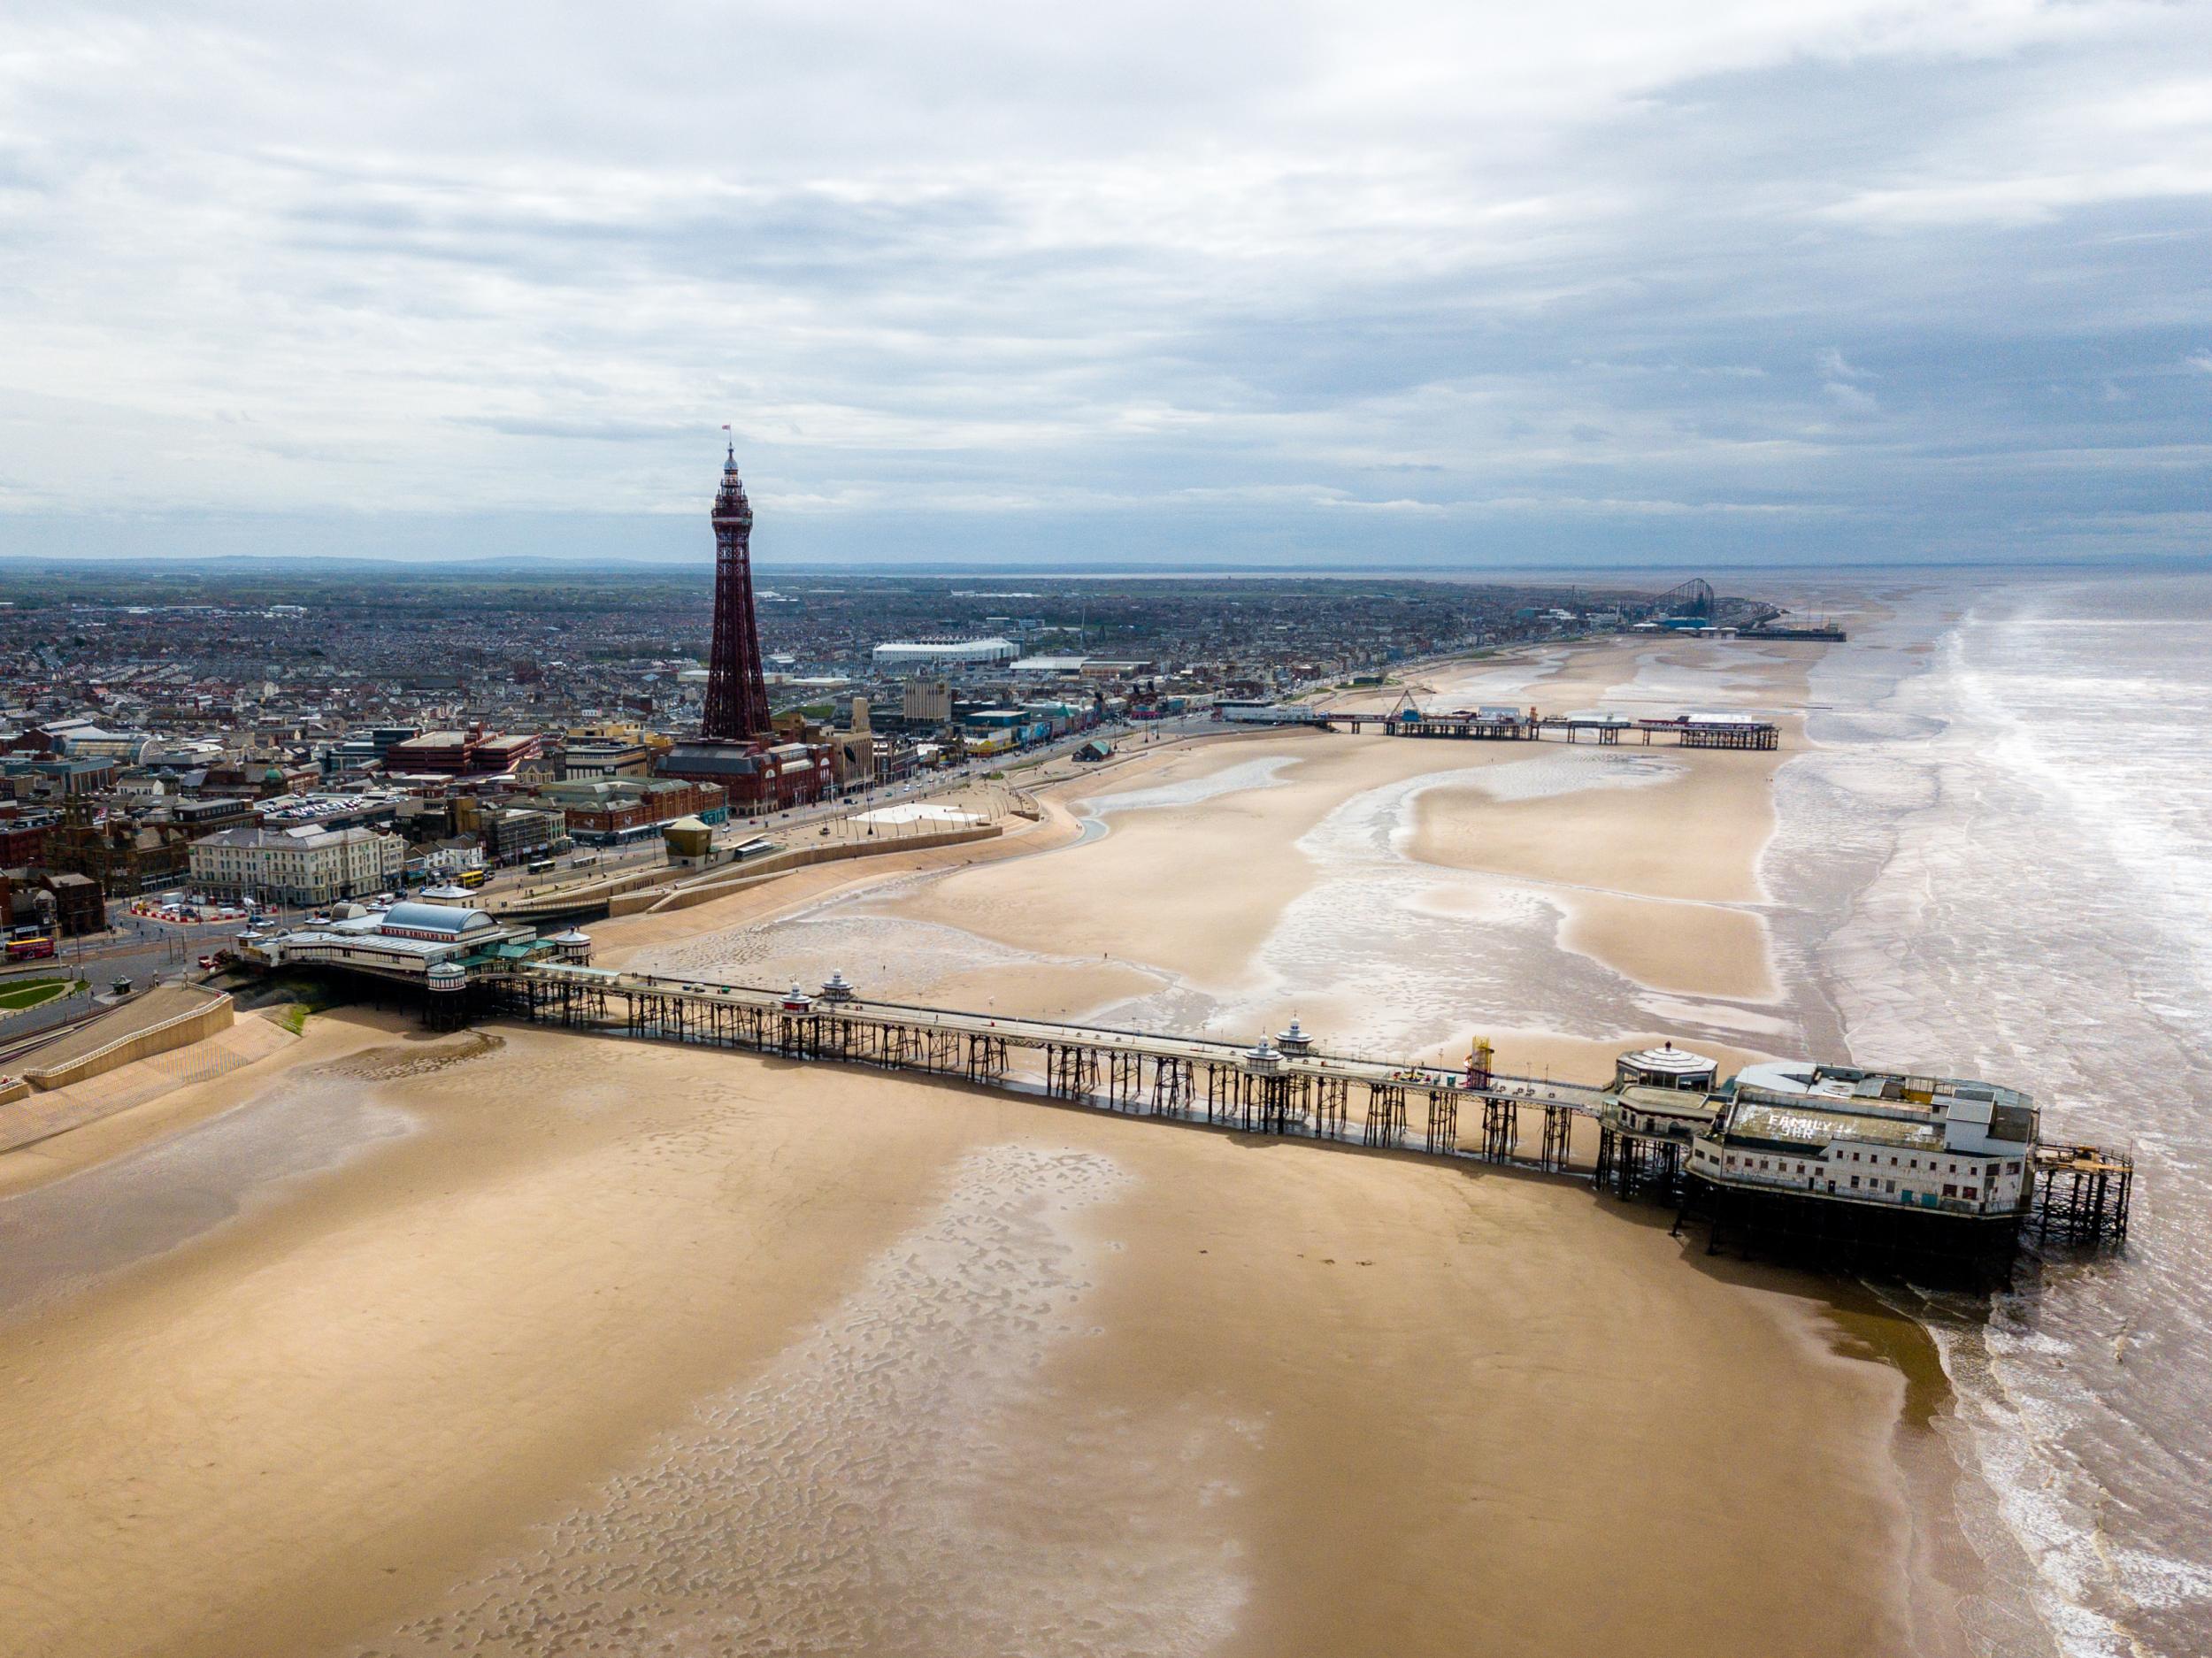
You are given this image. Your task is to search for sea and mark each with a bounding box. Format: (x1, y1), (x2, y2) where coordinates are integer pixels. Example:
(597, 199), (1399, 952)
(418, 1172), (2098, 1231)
(643, 564), (2212, 1654)
(1767, 566), (2212, 1658)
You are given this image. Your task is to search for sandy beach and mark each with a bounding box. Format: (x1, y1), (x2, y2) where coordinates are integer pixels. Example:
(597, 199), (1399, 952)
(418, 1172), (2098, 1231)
(0, 630), (1982, 1658)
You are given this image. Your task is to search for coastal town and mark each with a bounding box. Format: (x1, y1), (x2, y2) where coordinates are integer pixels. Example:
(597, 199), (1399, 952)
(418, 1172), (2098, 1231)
(9, 4), (2205, 1650)
(0, 457), (2125, 1296)
(0, 531), (1770, 945)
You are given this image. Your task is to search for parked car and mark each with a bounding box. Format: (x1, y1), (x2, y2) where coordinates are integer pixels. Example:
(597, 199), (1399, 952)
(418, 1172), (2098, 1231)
(197, 955), (217, 970)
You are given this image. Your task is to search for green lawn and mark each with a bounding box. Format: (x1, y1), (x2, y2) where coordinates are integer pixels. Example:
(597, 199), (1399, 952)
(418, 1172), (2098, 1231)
(0, 976), (83, 1013)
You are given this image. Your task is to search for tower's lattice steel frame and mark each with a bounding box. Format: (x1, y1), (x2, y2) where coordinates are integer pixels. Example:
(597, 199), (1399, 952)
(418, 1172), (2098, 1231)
(703, 444), (772, 741)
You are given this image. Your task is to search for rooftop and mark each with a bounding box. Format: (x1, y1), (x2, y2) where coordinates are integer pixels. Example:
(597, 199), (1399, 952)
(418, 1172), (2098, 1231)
(194, 824), (395, 850)
(1620, 1044), (1717, 1078)
(1726, 1100), (1947, 1153)
(1614, 1083), (1724, 1120)
(380, 901), (496, 936)
(1731, 1060), (2031, 1114)
(1717, 1060), (2038, 1153)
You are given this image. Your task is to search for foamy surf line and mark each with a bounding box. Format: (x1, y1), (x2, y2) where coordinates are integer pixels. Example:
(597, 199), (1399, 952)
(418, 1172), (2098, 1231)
(1787, 578), (2212, 1657)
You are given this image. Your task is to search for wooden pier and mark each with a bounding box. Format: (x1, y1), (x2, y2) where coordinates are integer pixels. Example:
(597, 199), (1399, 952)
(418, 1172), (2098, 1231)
(1316, 710), (1781, 749)
(270, 953), (2132, 1283)
(472, 962), (1594, 1171)
(2029, 1142), (2135, 1248)
(460, 963), (2132, 1269)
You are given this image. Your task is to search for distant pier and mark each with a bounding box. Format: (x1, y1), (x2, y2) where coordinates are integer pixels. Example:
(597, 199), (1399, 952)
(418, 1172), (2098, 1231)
(1247, 707), (1785, 749)
(1382, 711), (1780, 750)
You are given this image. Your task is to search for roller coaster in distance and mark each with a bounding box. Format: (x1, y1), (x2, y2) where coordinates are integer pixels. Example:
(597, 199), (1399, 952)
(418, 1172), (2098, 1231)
(1648, 578), (1834, 640)
(1658, 577), (1716, 621)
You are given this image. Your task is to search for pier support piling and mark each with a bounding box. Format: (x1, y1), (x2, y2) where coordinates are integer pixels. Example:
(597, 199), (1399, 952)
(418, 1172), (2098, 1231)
(1479, 1096), (1516, 1162)
(1427, 1089), (1461, 1155)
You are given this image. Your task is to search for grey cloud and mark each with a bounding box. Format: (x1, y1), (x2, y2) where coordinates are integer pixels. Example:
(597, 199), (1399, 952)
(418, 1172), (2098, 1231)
(459, 417), (703, 443)
(1, 1), (2208, 566)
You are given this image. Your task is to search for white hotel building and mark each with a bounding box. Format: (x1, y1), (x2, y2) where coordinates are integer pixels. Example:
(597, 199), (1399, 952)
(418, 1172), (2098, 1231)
(188, 824), (405, 907)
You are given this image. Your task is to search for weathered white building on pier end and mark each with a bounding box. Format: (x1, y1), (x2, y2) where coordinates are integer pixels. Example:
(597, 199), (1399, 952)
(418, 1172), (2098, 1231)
(1687, 1061), (2037, 1217)
(1595, 1048), (2063, 1279)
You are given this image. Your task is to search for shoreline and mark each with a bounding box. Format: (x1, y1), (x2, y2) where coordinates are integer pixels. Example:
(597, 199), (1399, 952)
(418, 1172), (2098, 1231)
(601, 629), (1984, 1654)
(1763, 584), (2072, 1658)
(0, 628), (1995, 1657)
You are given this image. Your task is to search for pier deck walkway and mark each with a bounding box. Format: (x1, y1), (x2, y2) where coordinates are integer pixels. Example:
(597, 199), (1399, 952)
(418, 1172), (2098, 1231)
(290, 953), (2131, 1279)
(480, 962), (1598, 1166)
(1313, 711), (1781, 748)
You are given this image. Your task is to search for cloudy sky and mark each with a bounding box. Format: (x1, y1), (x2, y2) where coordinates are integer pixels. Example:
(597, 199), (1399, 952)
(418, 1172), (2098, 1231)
(3, 1), (2208, 566)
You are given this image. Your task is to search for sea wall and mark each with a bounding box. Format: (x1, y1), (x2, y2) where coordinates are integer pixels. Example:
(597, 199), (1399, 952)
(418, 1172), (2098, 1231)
(643, 825), (1004, 914)
(20, 991), (234, 1092)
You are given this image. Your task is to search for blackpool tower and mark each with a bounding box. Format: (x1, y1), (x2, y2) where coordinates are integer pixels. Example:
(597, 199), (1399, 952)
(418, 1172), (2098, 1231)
(702, 442), (773, 741)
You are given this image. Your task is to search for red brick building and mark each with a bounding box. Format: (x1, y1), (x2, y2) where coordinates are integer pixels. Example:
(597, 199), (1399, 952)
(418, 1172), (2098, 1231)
(385, 728), (543, 777)
(656, 740), (827, 813)
(521, 778), (726, 841)
(0, 817), (51, 867)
